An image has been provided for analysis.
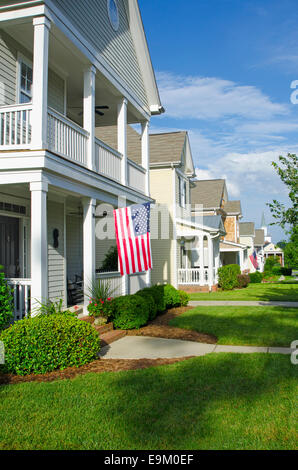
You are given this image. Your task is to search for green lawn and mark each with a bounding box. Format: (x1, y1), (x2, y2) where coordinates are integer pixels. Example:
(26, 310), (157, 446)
(0, 354), (297, 450)
(190, 281), (298, 301)
(170, 306), (298, 347)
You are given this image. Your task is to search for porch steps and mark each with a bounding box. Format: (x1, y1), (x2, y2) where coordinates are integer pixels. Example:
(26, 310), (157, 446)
(99, 330), (127, 347)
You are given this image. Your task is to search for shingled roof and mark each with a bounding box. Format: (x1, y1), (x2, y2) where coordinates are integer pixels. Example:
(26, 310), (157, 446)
(254, 229), (265, 246)
(191, 179), (226, 210)
(239, 222), (255, 236)
(224, 200), (242, 215)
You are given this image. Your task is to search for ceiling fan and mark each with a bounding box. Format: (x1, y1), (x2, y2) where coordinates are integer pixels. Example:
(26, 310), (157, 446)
(69, 105), (110, 117)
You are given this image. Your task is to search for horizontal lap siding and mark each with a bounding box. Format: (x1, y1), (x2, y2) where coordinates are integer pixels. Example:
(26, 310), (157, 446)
(48, 201), (66, 303)
(66, 215), (83, 281)
(129, 272), (147, 294)
(52, 0), (148, 108)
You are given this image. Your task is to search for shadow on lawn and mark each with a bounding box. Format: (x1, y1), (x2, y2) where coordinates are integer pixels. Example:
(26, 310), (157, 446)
(99, 353), (296, 449)
(249, 284), (298, 302)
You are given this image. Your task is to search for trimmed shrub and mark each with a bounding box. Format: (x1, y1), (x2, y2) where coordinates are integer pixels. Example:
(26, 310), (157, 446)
(0, 266), (13, 332)
(178, 290), (190, 306)
(249, 272), (263, 283)
(163, 284), (181, 308)
(264, 256), (280, 273)
(0, 314), (100, 376)
(140, 285), (166, 313)
(272, 265), (282, 275)
(136, 290), (157, 320)
(110, 295), (149, 330)
(280, 267), (292, 276)
(237, 274), (250, 289)
(218, 264), (241, 290)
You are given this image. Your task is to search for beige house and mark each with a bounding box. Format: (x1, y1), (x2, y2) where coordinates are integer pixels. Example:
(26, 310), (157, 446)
(239, 222), (257, 272)
(191, 179), (248, 271)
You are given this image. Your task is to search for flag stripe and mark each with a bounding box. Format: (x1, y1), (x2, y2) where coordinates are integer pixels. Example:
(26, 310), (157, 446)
(114, 209), (124, 275)
(141, 235), (148, 271)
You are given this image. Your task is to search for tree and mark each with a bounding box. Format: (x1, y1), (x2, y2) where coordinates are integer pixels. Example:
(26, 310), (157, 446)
(284, 226), (298, 269)
(267, 153), (298, 230)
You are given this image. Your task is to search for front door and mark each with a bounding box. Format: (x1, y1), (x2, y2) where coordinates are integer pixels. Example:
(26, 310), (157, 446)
(0, 216), (20, 278)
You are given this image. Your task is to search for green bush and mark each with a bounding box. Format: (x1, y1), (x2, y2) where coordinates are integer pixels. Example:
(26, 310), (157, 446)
(264, 256), (281, 273)
(280, 267), (292, 276)
(140, 285), (166, 313)
(237, 274), (250, 288)
(136, 290), (157, 320)
(178, 290), (190, 306)
(0, 314), (100, 376)
(218, 264), (241, 290)
(0, 266), (13, 331)
(249, 272), (263, 283)
(163, 284), (181, 308)
(110, 295), (149, 330)
(272, 265), (282, 275)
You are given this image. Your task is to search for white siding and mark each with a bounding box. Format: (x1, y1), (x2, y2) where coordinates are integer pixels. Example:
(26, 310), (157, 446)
(48, 201), (66, 303)
(52, 0), (148, 108)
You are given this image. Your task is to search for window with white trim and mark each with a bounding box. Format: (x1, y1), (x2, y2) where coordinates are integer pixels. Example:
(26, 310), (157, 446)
(19, 60), (33, 103)
(179, 176), (187, 208)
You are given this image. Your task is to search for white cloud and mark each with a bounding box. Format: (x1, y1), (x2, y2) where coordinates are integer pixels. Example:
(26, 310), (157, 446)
(157, 71), (288, 120)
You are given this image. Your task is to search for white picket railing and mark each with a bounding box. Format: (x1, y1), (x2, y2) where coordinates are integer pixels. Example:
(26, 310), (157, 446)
(127, 159), (146, 193)
(95, 137), (122, 182)
(178, 268), (200, 285)
(47, 107), (89, 166)
(96, 271), (122, 298)
(0, 104), (32, 149)
(5, 278), (32, 322)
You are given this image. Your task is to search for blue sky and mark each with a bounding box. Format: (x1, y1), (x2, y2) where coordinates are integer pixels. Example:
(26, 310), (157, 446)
(139, 0), (298, 242)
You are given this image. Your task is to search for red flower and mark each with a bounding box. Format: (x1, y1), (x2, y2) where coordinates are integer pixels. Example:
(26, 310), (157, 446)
(74, 305), (79, 311)
(94, 303), (98, 307)
(107, 297), (111, 301)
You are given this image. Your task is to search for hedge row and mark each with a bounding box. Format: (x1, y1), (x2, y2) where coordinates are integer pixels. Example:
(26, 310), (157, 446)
(108, 284), (189, 330)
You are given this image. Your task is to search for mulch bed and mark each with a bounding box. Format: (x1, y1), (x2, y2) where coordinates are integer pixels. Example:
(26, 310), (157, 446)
(0, 357), (194, 386)
(126, 306), (217, 344)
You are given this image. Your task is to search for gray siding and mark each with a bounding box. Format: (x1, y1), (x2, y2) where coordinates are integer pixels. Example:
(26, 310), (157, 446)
(52, 0), (148, 108)
(48, 201), (66, 303)
(129, 272), (147, 294)
(66, 215), (83, 281)
(0, 30), (65, 113)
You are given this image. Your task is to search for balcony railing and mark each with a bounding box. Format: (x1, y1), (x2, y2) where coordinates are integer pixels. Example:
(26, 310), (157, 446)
(95, 137), (122, 183)
(0, 104), (147, 193)
(5, 278), (32, 322)
(0, 104), (32, 149)
(178, 268), (200, 285)
(47, 108), (88, 166)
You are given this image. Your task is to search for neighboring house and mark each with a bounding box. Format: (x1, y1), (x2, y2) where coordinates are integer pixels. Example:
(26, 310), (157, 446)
(0, 0), (164, 319)
(239, 222), (257, 272)
(95, 129), (225, 290)
(254, 229), (265, 272)
(263, 243), (285, 267)
(191, 179), (248, 272)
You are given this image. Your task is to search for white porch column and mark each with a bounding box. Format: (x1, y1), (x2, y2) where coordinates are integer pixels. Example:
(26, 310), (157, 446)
(214, 238), (220, 283)
(83, 197), (96, 312)
(141, 120), (150, 196)
(117, 98), (128, 186)
(31, 16), (51, 149)
(30, 180), (48, 314)
(199, 235), (204, 286)
(239, 249), (244, 272)
(208, 235), (214, 288)
(84, 65), (96, 170)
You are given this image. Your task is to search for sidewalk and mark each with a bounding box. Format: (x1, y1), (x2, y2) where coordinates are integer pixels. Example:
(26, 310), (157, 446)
(189, 301), (298, 307)
(99, 336), (294, 360)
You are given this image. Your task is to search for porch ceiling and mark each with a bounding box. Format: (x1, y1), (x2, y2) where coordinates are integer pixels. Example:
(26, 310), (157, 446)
(2, 20), (145, 126)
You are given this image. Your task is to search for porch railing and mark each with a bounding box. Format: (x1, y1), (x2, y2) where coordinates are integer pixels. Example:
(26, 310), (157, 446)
(0, 104), (32, 149)
(96, 271), (122, 298)
(47, 107), (89, 166)
(127, 159), (146, 193)
(5, 278), (32, 322)
(95, 137), (122, 182)
(178, 268), (200, 285)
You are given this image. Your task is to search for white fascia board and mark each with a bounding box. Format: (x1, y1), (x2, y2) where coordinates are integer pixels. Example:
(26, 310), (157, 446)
(175, 217), (223, 235)
(124, 0), (164, 114)
(43, 1), (151, 121)
(0, 4), (46, 23)
(221, 240), (247, 249)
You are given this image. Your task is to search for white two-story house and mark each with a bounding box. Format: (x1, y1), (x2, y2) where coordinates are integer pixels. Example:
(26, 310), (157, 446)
(0, 0), (163, 319)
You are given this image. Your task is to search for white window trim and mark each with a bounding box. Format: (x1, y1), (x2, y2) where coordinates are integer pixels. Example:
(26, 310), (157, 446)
(16, 53), (33, 104)
(179, 175), (187, 208)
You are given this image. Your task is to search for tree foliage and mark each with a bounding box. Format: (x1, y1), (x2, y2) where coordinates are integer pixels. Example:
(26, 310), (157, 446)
(268, 153), (298, 230)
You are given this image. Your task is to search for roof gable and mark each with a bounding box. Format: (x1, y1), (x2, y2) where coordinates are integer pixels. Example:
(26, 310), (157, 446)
(224, 200), (242, 216)
(239, 222), (255, 237)
(191, 179), (226, 209)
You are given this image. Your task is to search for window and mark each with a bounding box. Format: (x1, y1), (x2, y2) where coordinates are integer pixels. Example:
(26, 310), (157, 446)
(19, 60), (32, 103)
(179, 176), (187, 208)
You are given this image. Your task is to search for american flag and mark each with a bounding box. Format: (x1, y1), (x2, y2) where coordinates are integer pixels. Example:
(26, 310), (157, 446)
(250, 250), (258, 269)
(114, 202), (152, 276)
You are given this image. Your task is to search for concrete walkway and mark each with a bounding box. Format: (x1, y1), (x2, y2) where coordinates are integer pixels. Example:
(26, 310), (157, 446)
(189, 301), (298, 307)
(99, 336), (294, 359)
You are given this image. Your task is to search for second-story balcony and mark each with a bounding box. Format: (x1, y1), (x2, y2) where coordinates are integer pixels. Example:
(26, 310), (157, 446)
(0, 6), (150, 196)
